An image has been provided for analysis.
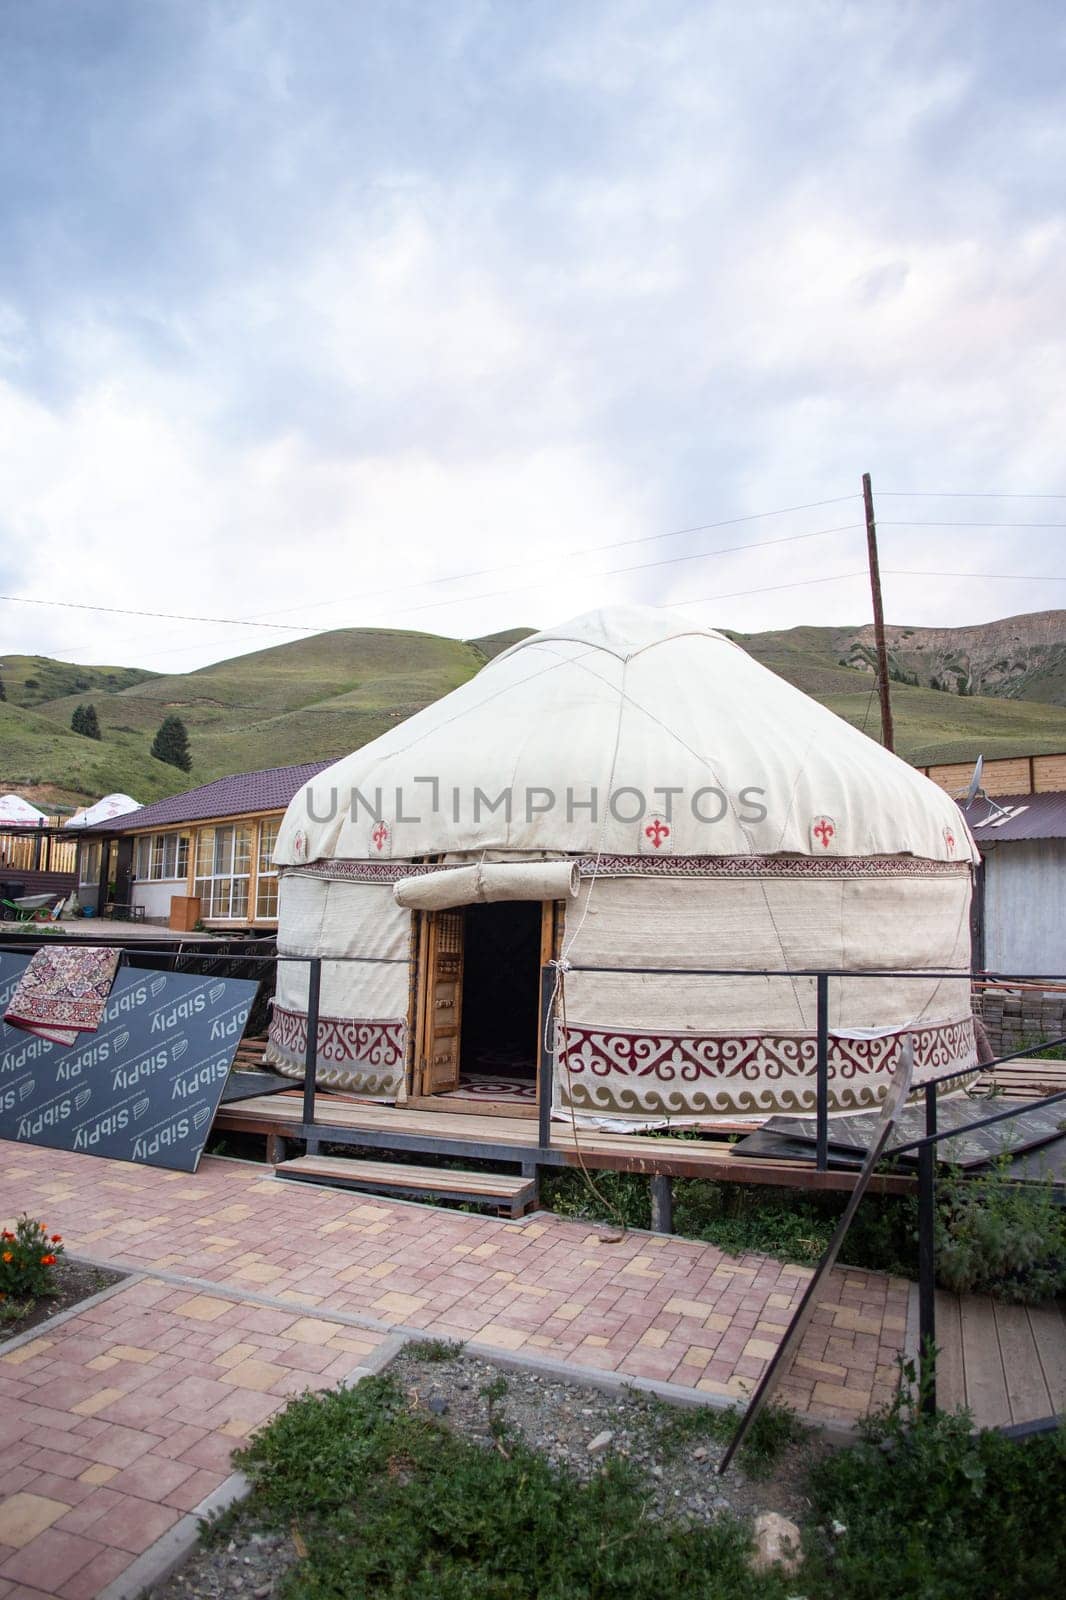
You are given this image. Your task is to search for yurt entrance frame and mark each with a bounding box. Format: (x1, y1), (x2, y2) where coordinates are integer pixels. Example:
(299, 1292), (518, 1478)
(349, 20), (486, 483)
(409, 901), (557, 1110)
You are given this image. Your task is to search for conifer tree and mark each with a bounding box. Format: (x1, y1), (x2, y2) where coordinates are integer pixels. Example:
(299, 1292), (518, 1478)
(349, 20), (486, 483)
(151, 714), (191, 772)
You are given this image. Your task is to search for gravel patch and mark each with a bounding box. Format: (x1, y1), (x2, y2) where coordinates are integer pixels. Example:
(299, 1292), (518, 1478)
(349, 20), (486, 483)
(148, 1343), (825, 1598)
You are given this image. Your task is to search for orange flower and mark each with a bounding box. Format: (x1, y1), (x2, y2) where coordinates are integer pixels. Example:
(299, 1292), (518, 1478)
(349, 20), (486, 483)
(2, 1252), (12, 1263)
(41, 1254), (57, 1266)
(1, 1230), (12, 1240)
(51, 1235), (62, 1243)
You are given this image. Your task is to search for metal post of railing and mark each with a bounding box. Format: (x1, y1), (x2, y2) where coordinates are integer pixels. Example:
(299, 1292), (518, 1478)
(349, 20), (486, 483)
(918, 1080), (938, 1416)
(302, 955), (321, 1152)
(538, 963), (554, 1153)
(815, 973), (829, 1171)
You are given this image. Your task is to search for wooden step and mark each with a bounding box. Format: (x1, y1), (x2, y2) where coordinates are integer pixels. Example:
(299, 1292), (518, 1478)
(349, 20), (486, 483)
(273, 1154), (537, 1217)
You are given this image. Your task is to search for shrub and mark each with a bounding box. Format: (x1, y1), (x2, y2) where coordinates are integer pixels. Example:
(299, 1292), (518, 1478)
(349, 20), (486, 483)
(0, 1216), (64, 1305)
(935, 1158), (1066, 1302)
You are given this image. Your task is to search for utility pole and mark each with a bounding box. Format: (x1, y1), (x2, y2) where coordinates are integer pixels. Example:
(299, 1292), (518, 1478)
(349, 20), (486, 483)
(862, 471), (895, 752)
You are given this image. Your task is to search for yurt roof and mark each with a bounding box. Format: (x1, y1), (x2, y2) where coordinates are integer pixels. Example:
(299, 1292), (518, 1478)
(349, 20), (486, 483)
(275, 604), (977, 866)
(0, 793), (47, 826)
(63, 793), (141, 828)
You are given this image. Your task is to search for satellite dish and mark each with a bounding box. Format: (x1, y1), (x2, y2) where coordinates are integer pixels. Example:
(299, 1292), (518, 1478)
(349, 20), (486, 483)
(955, 754), (1010, 824)
(959, 755), (984, 806)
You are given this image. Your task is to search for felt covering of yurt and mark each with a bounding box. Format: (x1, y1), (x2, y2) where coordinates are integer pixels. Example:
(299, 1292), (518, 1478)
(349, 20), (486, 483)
(268, 606), (978, 1120)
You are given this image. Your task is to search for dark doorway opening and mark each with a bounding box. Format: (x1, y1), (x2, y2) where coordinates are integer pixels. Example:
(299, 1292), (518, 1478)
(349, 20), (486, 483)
(459, 900), (541, 1083)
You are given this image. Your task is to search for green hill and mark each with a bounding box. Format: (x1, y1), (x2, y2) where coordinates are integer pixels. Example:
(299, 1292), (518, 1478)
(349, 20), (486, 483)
(2, 616), (1064, 807)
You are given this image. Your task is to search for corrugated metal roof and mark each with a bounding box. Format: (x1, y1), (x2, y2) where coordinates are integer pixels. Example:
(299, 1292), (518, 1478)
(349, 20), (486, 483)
(96, 761), (332, 833)
(960, 790), (1066, 843)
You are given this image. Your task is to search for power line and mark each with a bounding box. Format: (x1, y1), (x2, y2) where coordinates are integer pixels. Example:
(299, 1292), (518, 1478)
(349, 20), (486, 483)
(880, 491), (1066, 499)
(882, 521), (1066, 529)
(670, 572), (870, 607)
(247, 494), (861, 622)
(884, 569), (1066, 582)
(0, 519), (863, 636)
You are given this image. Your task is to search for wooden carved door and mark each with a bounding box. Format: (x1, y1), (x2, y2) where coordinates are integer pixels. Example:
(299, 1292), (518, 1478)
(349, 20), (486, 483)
(419, 909), (464, 1094)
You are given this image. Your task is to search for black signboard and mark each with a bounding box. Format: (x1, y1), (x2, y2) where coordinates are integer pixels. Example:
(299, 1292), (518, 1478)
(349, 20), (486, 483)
(0, 952), (258, 1172)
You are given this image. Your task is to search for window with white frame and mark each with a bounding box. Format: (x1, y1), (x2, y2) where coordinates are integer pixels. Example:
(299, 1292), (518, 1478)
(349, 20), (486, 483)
(194, 824), (251, 918)
(133, 832), (189, 881)
(78, 840), (102, 887)
(255, 818), (280, 919)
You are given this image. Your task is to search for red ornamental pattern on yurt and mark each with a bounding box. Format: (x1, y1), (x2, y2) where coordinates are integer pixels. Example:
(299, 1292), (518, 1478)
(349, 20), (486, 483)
(268, 1004), (406, 1068)
(556, 1018), (978, 1116)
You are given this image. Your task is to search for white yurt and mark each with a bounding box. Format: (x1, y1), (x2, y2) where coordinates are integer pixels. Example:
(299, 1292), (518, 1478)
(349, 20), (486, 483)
(268, 605), (979, 1122)
(0, 794), (46, 826)
(64, 793), (140, 828)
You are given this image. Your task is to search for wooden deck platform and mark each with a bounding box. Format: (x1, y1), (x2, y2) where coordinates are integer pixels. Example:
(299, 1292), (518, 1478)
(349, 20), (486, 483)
(214, 1088), (914, 1193)
(935, 1291), (1066, 1430)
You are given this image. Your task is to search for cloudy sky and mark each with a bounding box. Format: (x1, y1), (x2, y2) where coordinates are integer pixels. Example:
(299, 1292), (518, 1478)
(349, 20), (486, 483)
(1, 0), (1064, 672)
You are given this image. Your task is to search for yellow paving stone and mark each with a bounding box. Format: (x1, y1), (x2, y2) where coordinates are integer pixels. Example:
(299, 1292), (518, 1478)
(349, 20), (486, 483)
(177, 1295), (233, 1322)
(767, 1293), (793, 1309)
(580, 1336), (609, 1348)
(679, 1346), (715, 1369)
(743, 1338), (779, 1361)
(220, 1357), (288, 1392)
(510, 1282), (549, 1296)
(216, 1204), (256, 1221)
(364, 1261), (397, 1280)
(520, 1223), (548, 1238)
(702, 1313), (731, 1332)
(620, 1255), (662, 1279)
(329, 1336), (379, 1356)
(883, 1315), (907, 1332)
(360, 1222), (391, 1237)
(490, 1270), (516, 1283)
(664, 1297), (716, 1318)
(696, 1375), (751, 1398)
(214, 1343), (261, 1370)
(71, 1386), (125, 1417)
(526, 1333), (554, 1347)
(1, 1336), (54, 1365)
(277, 1289), (322, 1304)
(337, 1264), (367, 1283)
(79, 1463), (118, 1485)
(287, 1318), (339, 1346)
(233, 1260), (284, 1284)
(469, 1243), (499, 1259)
(204, 1236), (241, 1248)
(812, 1380), (871, 1412)
(581, 1258), (601, 1269)
(221, 1416), (256, 1438)
(831, 1307), (881, 1336)
(756, 1318), (788, 1336)
(581, 1234), (603, 1247)
(351, 1204), (393, 1221)
(638, 1328), (670, 1349)
(554, 1302), (583, 1322)
(477, 1323), (528, 1350)
(319, 1220), (352, 1234)
(710, 1264), (756, 1280)
(86, 1354), (120, 1372)
(0, 1492), (70, 1547)
(450, 1244), (473, 1256)
(793, 1357), (848, 1379)
(373, 1291), (428, 1317)
(106, 1345), (157, 1364)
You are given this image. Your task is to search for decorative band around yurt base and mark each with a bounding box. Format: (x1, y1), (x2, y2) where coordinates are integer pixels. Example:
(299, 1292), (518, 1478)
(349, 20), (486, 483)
(556, 1017), (978, 1117)
(284, 853), (971, 884)
(265, 1004), (407, 1098)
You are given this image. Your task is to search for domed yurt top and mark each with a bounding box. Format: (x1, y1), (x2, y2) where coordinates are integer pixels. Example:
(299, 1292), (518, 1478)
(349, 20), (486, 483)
(275, 604), (975, 867)
(64, 793), (141, 828)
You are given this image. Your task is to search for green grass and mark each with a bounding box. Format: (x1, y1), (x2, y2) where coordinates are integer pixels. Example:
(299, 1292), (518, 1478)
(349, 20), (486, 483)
(231, 1375), (791, 1600)
(639, 1394), (803, 1478)
(404, 1337), (466, 1363)
(4, 616), (1064, 801)
(225, 1369), (1066, 1600)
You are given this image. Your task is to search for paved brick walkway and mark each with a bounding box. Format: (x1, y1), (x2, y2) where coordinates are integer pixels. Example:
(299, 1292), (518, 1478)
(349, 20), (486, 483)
(0, 1144), (912, 1597)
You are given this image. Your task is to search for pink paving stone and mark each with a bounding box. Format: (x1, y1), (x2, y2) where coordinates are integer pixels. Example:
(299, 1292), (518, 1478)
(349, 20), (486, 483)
(0, 1530), (108, 1592)
(91, 1497), (182, 1553)
(57, 1545), (135, 1600)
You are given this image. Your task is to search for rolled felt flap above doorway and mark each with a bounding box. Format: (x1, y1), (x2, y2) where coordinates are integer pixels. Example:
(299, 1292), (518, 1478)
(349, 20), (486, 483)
(393, 860), (579, 910)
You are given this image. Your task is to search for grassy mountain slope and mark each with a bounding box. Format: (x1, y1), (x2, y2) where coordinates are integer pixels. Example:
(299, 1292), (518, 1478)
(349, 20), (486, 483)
(3, 616), (1065, 806)
(0, 654), (155, 708)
